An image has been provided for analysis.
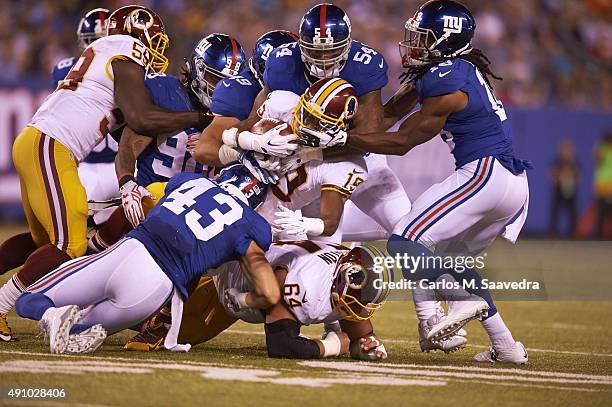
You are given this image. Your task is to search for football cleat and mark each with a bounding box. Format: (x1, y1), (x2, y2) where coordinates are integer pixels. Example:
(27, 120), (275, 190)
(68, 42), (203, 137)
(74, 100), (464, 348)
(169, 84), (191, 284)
(66, 324), (107, 354)
(0, 312), (15, 342)
(474, 341), (528, 365)
(124, 315), (168, 352)
(419, 315), (467, 353)
(427, 296), (489, 343)
(39, 305), (80, 354)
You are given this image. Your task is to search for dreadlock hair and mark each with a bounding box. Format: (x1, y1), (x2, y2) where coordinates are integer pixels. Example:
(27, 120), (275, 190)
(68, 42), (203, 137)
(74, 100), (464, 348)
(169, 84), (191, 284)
(399, 48), (503, 89)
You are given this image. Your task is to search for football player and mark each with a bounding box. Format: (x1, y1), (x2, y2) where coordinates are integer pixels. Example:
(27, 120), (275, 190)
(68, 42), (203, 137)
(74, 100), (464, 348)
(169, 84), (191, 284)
(221, 3), (412, 240)
(183, 242), (390, 360)
(299, 1), (532, 364)
(88, 33), (245, 252)
(0, 5), (211, 341)
(15, 167), (279, 354)
(51, 8), (120, 203)
(192, 30), (300, 183)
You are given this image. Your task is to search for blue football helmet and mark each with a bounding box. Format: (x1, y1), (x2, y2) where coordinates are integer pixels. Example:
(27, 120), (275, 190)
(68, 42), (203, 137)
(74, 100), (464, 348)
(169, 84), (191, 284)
(77, 8), (110, 50)
(249, 30), (298, 88)
(215, 164), (268, 210)
(298, 3), (352, 78)
(399, 0), (475, 67)
(188, 33), (246, 107)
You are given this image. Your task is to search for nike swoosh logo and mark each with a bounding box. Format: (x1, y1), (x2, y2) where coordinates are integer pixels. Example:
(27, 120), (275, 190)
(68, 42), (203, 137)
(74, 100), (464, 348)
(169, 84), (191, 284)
(439, 71), (452, 78)
(301, 292), (307, 303)
(223, 82), (231, 87)
(379, 59), (384, 68)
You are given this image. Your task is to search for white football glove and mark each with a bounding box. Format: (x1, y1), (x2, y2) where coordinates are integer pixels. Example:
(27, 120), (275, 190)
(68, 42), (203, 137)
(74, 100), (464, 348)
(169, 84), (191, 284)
(119, 178), (155, 227)
(356, 335), (388, 361)
(273, 205), (325, 237)
(224, 288), (249, 313)
(223, 124), (299, 157)
(298, 125), (348, 148)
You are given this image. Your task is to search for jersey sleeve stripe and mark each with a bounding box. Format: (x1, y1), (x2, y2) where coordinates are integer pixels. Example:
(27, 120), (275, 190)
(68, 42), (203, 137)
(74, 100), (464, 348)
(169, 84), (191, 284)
(321, 184), (352, 198)
(105, 55), (129, 81)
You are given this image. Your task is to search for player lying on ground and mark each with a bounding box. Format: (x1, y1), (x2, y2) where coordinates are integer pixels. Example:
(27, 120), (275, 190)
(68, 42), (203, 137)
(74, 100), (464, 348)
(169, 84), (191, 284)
(295, 0), (532, 364)
(88, 33), (246, 252)
(0, 5), (212, 341)
(129, 241), (390, 360)
(14, 168), (279, 354)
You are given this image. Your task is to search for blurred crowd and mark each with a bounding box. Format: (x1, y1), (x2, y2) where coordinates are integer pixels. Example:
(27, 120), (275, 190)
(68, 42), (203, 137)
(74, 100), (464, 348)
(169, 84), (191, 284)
(0, 0), (610, 109)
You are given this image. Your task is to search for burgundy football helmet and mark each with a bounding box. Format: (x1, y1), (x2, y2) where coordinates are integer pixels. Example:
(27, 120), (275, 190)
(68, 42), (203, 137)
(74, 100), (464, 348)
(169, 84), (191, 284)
(293, 77), (358, 135)
(331, 245), (392, 321)
(107, 5), (169, 73)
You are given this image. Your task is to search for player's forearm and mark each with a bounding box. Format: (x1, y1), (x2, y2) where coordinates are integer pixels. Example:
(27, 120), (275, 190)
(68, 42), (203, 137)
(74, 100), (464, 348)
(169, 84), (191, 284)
(194, 116), (240, 166)
(130, 108), (200, 137)
(115, 127), (152, 179)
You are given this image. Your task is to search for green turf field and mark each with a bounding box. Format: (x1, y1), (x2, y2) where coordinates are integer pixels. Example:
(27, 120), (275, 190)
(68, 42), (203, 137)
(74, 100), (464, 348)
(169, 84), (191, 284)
(1, 224), (611, 407)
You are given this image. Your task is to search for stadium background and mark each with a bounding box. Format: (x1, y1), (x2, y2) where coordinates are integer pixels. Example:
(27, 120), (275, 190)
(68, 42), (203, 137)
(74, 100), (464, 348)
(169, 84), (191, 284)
(0, 0), (610, 237)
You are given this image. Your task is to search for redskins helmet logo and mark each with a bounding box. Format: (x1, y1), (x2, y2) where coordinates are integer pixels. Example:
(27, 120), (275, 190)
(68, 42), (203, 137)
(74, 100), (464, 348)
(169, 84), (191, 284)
(342, 263), (367, 290)
(126, 9), (154, 33)
(344, 96), (358, 120)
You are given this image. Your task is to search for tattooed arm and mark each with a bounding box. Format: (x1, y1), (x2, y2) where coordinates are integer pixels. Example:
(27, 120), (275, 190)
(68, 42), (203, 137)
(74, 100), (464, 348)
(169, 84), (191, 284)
(115, 126), (154, 181)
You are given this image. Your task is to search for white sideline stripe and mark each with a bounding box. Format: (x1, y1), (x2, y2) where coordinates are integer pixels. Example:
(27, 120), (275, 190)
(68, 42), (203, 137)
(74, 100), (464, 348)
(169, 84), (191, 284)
(301, 361), (612, 386)
(223, 329), (612, 358)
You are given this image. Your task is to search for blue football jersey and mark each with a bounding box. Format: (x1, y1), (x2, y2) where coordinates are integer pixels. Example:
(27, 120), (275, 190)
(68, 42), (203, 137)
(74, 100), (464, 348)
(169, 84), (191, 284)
(136, 73), (205, 186)
(128, 173), (273, 299)
(51, 56), (118, 164)
(416, 59), (530, 174)
(263, 40), (388, 97)
(211, 69), (262, 121)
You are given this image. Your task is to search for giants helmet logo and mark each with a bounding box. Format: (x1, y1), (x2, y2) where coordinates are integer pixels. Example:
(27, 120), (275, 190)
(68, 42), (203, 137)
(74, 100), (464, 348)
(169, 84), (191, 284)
(442, 15), (464, 34)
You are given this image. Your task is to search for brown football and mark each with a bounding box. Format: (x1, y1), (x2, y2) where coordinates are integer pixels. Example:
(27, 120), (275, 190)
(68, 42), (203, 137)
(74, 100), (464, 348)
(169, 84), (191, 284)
(250, 118), (294, 136)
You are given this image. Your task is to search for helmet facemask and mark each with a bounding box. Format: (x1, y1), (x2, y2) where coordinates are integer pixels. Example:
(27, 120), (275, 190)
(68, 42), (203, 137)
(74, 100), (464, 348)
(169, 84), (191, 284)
(399, 18), (441, 68)
(299, 37), (351, 79)
(146, 31), (170, 74)
(190, 59), (225, 108)
(292, 92), (356, 136)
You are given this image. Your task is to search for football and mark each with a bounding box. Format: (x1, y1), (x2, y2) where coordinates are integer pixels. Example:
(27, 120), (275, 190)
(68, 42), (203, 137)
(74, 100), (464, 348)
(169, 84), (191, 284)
(250, 117), (294, 136)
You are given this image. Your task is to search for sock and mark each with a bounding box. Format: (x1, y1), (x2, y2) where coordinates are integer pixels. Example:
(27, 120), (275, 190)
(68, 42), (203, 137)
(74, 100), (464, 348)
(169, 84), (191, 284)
(481, 312), (516, 350)
(15, 292), (55, 320)
(0, 232), (38, 274)
(88, 207), (132, 254)
(16, 244), (71, 288)
(412, 286), (439, 325)
(387, 234), (498, 315)
(0, 277), (24, 313)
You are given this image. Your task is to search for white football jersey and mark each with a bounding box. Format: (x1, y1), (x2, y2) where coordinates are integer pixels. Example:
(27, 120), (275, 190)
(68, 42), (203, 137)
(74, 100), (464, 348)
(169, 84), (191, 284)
(30, 35), (148, 161)
(213, 241), (347, 325)
(257, 90), (368, 225)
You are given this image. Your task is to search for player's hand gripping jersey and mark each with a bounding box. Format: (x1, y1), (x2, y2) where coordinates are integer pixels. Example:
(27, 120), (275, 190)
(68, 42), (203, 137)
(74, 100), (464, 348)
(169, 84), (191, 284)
(264, 40), (388, 97)
(32, 35), (147, 161)
(128, 173), (272, 299)
(214, 241), (348, 325)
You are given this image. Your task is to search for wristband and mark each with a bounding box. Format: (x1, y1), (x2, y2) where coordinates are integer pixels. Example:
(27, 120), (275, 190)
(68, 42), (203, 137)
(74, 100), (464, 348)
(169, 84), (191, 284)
(118, 174), (135, 188)
(303, 217), (325, 236)
(321, 331), (342, 357)
(218, 144), (240, 165)
(222, 127), (239, 148)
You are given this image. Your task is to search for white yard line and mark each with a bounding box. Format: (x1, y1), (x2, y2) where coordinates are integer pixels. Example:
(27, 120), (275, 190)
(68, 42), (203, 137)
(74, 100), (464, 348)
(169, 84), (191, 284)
(223, 328), (612, 358)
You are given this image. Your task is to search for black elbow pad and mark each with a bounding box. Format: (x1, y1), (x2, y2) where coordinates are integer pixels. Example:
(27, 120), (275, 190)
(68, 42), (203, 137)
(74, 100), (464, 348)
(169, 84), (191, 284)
(264, 319), (320, 359)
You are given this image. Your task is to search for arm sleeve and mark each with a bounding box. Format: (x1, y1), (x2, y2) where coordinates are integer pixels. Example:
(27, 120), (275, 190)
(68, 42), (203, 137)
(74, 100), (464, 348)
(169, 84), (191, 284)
(419, 61), (467, 98)
(319, 159), (368, 198)
(354, 53), (389, 96)
(210, 78), (256, 120)
(264, 319), (321, 359)
(263, 44), (301, 93)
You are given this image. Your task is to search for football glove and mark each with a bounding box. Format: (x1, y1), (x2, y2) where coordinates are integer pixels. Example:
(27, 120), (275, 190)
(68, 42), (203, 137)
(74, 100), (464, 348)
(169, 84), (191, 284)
(119, 178), (155, 228)
(273, 205), (324, 237)
(223, 124), (299, 157)
(298, 125), (348, 148)
(238, 150), (279, 184)
(224, 288), (249, 313)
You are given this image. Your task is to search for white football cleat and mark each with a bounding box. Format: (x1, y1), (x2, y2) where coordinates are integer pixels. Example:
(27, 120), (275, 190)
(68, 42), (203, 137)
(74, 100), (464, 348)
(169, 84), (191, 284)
(474, 341), (528, 365)
(419, 315), (468, 353)
(66, 324), (107, 354)
(427, 296), (489, 343)
(39, 305), (80, 354)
